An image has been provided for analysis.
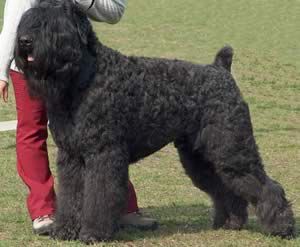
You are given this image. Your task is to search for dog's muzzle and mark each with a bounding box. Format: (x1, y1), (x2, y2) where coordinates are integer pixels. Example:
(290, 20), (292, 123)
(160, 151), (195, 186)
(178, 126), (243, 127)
(19, 35), (33, 49)
(18, 35), (34, 61)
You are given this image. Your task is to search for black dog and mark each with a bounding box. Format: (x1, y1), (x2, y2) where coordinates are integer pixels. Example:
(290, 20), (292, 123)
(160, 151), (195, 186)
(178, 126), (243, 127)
(15, 0), (295, 243)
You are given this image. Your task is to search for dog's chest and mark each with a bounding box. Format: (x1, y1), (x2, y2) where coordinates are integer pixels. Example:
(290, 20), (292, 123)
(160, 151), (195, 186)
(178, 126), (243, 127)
(47, 110), (78, 151)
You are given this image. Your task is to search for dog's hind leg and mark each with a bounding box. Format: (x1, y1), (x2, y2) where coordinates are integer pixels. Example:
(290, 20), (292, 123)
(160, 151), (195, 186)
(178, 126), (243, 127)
(198, 102), (295, 238)
(79, 145), (129, 244)
(175, 139), (248, 230)
(52, 149), (85, 241)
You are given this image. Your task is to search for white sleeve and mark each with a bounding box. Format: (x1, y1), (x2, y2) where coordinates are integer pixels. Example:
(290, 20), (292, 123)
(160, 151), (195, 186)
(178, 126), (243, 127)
(0, 0), (35, 82)
(74, 0), (127, 24)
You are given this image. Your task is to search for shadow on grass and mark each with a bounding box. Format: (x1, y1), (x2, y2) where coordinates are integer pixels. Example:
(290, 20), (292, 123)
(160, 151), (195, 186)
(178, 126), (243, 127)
(255, 126), (300, 134)
(116, 203), (300, 241)
(116, 203), (212, 241)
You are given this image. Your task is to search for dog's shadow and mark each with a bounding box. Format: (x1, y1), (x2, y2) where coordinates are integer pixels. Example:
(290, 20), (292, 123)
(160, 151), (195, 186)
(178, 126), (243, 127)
(116, 203), (211, 241)
(116, 203), (300, 241)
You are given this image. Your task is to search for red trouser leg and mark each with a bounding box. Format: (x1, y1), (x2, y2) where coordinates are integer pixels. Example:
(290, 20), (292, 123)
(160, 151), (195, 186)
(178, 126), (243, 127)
(127, 180), (139, 213)
(10, 70), (56, 220)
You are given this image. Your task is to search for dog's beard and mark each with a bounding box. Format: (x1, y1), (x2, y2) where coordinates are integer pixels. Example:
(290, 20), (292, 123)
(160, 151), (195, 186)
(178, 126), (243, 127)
(15, 39), (36, 70)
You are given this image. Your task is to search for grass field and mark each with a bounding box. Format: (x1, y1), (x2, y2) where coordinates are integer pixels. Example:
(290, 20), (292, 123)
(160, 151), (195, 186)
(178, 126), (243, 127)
(0, 0), (299, 246)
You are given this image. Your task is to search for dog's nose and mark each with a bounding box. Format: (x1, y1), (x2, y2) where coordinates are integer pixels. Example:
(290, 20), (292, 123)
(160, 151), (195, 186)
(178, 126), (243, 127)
(19, 35), (33, 47)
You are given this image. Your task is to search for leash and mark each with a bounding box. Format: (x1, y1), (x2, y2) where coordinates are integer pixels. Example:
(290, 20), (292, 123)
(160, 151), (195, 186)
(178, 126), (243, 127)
(87, 0), (96, 10)
(73, 0), (95, 10)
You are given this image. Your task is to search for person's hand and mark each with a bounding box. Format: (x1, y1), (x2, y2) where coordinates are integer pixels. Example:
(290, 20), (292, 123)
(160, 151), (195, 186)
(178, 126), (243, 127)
(0, 80), (8, 103)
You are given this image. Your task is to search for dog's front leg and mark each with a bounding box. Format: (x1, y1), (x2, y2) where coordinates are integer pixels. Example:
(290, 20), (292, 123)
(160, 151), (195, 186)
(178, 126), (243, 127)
(52, 149), (84, 241)
(79, 145), (129, 244)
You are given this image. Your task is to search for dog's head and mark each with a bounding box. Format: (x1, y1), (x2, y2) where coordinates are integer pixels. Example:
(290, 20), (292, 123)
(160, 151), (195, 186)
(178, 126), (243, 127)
(15, 0), (95, 96)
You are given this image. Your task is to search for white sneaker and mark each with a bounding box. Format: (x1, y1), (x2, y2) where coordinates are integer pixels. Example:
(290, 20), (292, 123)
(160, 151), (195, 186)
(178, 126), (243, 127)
(32, 215), (54, 235)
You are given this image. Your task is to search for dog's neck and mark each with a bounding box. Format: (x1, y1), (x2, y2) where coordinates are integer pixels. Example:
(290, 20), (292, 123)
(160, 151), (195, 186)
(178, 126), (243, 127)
(76, 47), (97, 90)
(44, 48), (96, 116)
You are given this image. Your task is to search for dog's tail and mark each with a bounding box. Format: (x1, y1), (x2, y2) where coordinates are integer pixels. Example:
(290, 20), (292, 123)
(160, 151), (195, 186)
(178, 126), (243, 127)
(213, 45), (233, 72)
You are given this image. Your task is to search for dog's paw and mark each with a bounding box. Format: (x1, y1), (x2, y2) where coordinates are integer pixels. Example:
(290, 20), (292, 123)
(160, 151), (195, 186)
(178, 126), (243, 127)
(213, 214), (246, 231)
(79, 228), (113, 244)
(51, 223), (79, 241)
(78, 233), (100, 245)
(222, 218), (245, 230)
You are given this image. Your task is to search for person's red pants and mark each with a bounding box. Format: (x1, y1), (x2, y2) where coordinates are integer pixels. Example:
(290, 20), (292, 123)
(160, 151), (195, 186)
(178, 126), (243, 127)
(10, 70), (138, 220)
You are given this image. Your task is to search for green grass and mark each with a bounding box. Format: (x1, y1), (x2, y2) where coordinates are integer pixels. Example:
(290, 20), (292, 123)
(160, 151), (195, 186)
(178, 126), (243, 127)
(0, 0), (299, 246)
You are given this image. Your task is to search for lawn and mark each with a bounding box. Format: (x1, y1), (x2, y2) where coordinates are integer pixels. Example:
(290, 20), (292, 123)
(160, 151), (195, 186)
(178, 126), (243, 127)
(0, 0), (299, 246)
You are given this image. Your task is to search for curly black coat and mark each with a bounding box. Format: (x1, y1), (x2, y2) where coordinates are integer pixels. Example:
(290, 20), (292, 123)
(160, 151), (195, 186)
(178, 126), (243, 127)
(15, 0), (295, 243)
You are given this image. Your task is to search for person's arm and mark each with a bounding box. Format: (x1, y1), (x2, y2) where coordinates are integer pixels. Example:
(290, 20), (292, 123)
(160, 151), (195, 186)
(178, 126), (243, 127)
(74, 0), (127, 24)
(0, 0), (35, 102)
(0, 0), (34, 83)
